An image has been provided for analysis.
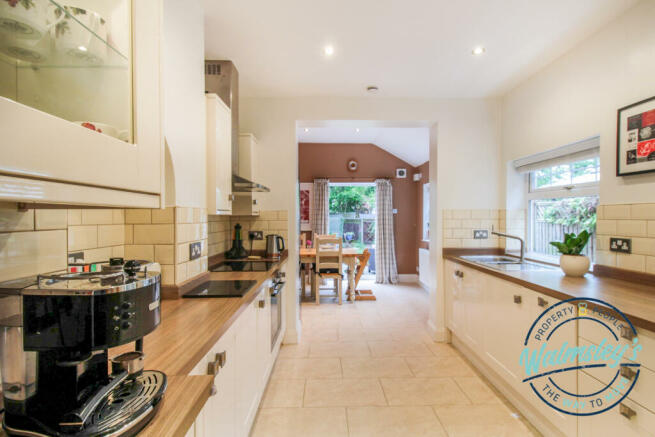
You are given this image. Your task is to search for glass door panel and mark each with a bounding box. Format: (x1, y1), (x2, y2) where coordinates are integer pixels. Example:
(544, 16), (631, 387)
(0, 0), (132, 141)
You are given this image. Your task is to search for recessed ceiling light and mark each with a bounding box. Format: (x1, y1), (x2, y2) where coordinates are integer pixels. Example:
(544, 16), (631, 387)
(78, 46), (88, 52)
(323, 45), (334, 57)
(366, 85), (379, 93)
(356, 128), (360, 133)
(472, 46), (485, 56)
(304, 128), (310, 132)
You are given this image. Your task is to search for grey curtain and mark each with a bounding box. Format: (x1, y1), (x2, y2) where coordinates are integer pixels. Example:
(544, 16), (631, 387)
(312, 179), (329, 236)
(375, 179), (398, 284)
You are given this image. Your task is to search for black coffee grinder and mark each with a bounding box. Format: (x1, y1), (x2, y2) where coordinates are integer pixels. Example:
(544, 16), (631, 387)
(0, 260), (167, 436)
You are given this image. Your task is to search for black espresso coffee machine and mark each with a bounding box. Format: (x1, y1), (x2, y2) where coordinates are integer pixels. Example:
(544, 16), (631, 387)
(0, 260), (167, 436)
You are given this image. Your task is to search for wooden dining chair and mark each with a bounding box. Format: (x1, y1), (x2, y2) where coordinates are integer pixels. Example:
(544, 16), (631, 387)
(314, 235), (343, 305)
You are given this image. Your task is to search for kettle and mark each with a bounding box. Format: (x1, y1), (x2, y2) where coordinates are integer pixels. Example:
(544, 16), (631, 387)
(266, 234), (285, 259)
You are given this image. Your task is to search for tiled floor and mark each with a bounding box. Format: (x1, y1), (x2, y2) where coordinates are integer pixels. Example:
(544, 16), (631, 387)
(252, 280), (540, 437)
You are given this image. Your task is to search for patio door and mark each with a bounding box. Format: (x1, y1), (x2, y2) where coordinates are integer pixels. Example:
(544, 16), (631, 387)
(328, 183), (376, 276)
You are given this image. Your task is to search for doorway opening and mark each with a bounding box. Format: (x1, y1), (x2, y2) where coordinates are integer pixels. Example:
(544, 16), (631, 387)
(329, 182), (376, 278)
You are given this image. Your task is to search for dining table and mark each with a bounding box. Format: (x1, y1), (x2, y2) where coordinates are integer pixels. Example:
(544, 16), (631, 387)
(299, 247), (363, 302)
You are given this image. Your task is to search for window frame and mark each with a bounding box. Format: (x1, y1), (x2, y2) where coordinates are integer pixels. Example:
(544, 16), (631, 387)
(525, 158), (599, 263)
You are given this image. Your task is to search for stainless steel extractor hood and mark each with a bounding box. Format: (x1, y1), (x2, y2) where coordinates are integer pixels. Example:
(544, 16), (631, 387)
(205, 60), (270, 193)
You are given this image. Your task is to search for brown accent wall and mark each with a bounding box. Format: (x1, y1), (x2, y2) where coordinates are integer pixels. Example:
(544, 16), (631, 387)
(415, 161), (430, 250)
(299, 142), (424, 274)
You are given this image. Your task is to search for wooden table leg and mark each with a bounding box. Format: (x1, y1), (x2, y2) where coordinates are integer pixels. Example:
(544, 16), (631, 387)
(310, 266), (316, 301)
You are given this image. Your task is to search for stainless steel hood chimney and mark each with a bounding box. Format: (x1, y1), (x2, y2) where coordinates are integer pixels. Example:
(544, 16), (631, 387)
(205, 60), (270, 193)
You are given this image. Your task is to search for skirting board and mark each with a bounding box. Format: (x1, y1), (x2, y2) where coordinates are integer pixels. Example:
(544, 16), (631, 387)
(398, 274), (418, 283)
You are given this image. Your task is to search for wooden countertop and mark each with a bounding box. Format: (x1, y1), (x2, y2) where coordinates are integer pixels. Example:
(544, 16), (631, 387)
(445, 254), (655, 332)
(116, 253), (286, 436)
(113, 253), (287, 376)
(139, 375), (213, 437)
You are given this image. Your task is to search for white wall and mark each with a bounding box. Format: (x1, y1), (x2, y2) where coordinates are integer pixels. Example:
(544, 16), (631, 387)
(239, 96), (503, 342)
(162, 0), (207, 208)
(501, 0), (655, 206)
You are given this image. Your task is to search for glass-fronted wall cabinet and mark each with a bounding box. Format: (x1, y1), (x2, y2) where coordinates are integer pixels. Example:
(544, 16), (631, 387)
(0, 0), (161, 207)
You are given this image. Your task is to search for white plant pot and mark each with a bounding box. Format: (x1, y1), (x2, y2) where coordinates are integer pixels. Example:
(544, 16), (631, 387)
(559, 255), (590, 277)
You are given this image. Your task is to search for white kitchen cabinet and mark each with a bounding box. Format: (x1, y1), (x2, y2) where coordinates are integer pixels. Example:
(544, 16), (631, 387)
(206, 94), (233, 214)
(578, 371), (655, 437)
(444, 261), (464, 334)
(446, 261), (578, 436)
(483, 278), (533, 386)
(234, 293), (260, 437)
(256, 280), (272, 388)
(0, 0), (162, 207)
(231, 133), (262, 216)
(189, 323), (236, 437)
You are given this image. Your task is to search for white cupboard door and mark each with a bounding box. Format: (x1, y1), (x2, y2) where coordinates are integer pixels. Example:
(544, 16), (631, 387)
(235, 300), (258, 437)
(206, 94), (232, 214)
(483, 279), (532, 387)
(526, 292), (578, 435)
(0, 0), (162, 197)
(256, 284), (272, 388)
(446, 262), (464, 336)
(461, 267), (484, 350)
(202, 327), (236, 437)
(579, 372), (655, 437)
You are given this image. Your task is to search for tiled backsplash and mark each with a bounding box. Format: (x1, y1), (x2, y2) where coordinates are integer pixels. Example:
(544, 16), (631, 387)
(596, 203), (655, 274)
(442, 209), (504, 248)
(0, 203), (208, 286)
(124, 207), (208, 285)
(208, 210), (289, 256)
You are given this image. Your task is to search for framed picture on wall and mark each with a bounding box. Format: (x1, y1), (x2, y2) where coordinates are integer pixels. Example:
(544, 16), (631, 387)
(299, 182), (313, 231)
(617, 95), (655, 176)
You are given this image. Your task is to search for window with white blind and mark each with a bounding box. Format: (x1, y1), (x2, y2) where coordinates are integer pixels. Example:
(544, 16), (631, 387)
(515, 137), (600, 263)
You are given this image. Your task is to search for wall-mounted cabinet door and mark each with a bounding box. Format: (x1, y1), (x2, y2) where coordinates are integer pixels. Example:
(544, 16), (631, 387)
(0, 0), (162, 205)
(206, 93), (232, 214)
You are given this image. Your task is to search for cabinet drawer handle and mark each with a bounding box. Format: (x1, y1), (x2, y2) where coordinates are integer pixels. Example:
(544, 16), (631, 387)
(258, 299), (266, 309)
(513, 295), (522, 304)
(620, 326), (636, 341)
(619, 403), (636, 419)
(209, 384), (217, 397)
(216, 351), (227, 368)
(537, 297), (548, 308)
(454, 270), (464, 278)
(228, 194), (235, 201)
(208, 359), (220, 376)
(620, 367), (637, 380)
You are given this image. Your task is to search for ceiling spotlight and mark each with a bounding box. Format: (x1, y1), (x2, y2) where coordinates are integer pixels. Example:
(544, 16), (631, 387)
(323, 45), (334, 57)
(472, 46), (485, 55)
(366, 85), (379, 93)
(78, 45), (88, 52)
(304, 128), (310, 132)
(356, 128), (360, 133)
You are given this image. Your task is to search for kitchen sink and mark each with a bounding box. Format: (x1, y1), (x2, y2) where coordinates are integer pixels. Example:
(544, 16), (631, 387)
(460, 255), (558, 272)
(460, 255), (521, 264)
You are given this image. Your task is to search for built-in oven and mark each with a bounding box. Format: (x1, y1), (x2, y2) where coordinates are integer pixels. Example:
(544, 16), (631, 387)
(270, 270), (285, 350)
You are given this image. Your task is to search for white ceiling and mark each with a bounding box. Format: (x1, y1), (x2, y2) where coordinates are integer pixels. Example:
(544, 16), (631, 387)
(203, 0), (637, 98)
(297, 126), (429, 166)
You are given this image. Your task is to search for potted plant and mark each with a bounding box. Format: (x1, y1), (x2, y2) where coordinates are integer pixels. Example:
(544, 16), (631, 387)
(549, 231), (591, 277)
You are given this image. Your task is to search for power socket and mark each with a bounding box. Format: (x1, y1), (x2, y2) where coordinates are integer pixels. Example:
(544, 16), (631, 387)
(473, 230), (489, 239)
(249, 231), (263, 240)
(610, 237), (631, 254)
(189, 242), (202, 260)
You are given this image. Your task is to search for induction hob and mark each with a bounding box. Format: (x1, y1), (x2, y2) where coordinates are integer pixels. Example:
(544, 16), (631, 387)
(210, 261), (274, 272)
(182, 280), (257, 298)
